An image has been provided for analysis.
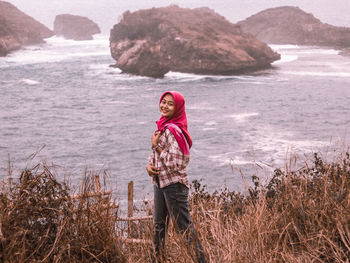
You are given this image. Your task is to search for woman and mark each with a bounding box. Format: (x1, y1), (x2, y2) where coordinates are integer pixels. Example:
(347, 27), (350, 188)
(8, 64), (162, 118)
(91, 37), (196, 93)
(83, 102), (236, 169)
(146, 91), (206, 263)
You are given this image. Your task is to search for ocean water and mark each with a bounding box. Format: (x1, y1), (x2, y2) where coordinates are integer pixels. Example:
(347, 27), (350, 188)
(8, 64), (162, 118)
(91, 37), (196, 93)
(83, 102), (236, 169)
(1, 35), (349, 203)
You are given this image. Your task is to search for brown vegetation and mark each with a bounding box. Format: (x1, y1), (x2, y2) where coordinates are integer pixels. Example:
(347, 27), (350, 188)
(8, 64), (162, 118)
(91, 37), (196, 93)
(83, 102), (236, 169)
(188, 152), (350, 262)
(0, 164), (125, 262)
(0, 151), (349, 262)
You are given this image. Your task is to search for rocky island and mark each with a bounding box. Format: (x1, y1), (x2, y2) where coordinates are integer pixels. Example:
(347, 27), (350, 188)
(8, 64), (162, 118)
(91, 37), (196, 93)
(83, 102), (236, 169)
(54, 14), (101, 40)
(237, 6), (350, 48)
(0, 1), (53, 56)
(109, 6), (280, 78)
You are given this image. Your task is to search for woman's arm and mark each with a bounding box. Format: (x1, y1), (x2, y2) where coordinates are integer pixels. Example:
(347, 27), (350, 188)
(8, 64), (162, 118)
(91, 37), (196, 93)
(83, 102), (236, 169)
(151, 130), (163, 154)
(147, 135), (160, 178)
(158, 129), (189, 172)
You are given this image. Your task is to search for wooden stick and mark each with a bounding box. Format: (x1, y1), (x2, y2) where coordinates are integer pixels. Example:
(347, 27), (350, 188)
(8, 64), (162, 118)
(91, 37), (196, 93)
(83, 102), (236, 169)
(127, 181), (134, 236)
(128, 181), (133, 218)
(116, 215), (152, 221)
(121, 237), (152, 244)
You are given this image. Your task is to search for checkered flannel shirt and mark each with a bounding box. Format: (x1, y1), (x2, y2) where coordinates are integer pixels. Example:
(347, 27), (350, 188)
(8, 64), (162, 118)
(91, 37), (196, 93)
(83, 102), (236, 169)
(148, 128), (190, 188)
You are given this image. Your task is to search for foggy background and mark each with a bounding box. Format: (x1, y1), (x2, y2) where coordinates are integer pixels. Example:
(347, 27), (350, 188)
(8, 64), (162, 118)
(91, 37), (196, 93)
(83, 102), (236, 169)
(5, 0), (350, 34)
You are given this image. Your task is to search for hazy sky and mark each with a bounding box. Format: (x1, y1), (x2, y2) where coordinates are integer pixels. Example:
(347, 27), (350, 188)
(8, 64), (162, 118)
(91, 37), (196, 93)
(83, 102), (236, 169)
(5, 0), (350, 34)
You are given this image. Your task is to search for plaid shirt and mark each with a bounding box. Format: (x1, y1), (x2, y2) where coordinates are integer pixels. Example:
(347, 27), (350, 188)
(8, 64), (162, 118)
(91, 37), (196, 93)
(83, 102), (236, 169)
(148, 128), (190, 188)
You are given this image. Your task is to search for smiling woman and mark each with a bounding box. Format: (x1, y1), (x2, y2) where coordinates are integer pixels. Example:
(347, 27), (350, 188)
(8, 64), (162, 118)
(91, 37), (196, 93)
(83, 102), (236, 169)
(146, 91), (206, 263)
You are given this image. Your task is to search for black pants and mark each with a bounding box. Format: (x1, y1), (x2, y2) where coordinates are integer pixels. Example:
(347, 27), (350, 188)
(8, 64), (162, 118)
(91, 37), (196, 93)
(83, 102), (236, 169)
(153, 183), (206, 263)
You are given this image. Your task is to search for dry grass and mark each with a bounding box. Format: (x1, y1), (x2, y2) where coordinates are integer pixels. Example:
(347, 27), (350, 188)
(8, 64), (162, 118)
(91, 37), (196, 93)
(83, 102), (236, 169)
(187, 152), (350, 263)
(125, 152), (350, 263)
(0, 164), (125, 263)
(0, 151), (349, 262)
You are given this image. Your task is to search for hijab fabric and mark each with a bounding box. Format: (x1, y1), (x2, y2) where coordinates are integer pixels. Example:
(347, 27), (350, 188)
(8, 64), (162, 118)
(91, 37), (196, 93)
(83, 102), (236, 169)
(156, 91), (192, 156)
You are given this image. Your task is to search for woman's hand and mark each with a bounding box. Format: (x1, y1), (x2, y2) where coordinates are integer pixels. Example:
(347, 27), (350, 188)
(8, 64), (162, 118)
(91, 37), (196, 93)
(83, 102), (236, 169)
(146, 164), (159, 177)
(151, 130), (161, 147)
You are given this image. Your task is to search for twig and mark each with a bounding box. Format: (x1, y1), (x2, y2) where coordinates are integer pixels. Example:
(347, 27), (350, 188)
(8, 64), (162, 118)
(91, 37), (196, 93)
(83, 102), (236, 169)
(81, 247), (104, 263)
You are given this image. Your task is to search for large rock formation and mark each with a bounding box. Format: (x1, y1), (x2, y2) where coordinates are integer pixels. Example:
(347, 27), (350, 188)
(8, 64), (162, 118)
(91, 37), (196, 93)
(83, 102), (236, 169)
(54, 14), (101, 40)
(237, 6), (350, 48)
(0, 1), (53, 56)
(109, 6), (280, 78)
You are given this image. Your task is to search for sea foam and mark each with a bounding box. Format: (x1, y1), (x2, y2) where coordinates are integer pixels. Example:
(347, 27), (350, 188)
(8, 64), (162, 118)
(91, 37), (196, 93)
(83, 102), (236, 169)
(226, 112), (259, 122)
(282, 71), (350, 78)
(20, 78), (40, 85)
(2, 35), (110, 66)
(273, 54), (299, 64)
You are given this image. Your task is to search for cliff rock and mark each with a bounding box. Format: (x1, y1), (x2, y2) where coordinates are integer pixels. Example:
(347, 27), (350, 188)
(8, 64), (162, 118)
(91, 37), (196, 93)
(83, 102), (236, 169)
(54, 14), (101, 40)
(0, 1), (53, 56)
(109, 6), (280, 78)
(237, 6), (350, 48)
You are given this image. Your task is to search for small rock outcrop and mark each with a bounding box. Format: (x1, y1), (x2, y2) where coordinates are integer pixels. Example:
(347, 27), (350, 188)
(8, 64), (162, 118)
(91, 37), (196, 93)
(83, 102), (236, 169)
(54, 14), (101, 40)
(109, 6), (280, 78)
(237, 6), (350, 48)
(0, 1), (53, 56)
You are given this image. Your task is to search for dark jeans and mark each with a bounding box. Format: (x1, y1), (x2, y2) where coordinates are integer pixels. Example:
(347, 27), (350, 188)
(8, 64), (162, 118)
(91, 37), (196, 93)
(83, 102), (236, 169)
(153, 183), (206, 263)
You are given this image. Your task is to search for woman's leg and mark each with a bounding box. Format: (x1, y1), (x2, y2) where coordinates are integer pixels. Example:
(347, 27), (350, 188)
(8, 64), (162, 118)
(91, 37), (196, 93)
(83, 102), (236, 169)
(163, 183), (206, 263)
(153, 184), (169, 262)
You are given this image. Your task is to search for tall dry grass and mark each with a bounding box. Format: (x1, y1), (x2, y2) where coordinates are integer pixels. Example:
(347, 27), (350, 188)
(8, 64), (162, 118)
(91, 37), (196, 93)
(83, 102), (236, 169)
(0, 151), (349, 262)
(0, 164), (125, 262)
(188, 152), (350, 263)
(125, 152), (350, 262)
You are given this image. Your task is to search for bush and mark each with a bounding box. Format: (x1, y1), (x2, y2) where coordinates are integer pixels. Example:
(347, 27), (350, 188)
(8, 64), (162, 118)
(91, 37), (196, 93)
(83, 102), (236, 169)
(0, 164), (125, 262)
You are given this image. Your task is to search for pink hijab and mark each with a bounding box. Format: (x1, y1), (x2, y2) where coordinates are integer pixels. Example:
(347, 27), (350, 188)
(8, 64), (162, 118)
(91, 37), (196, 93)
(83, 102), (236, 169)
(156, 91), (192, 156)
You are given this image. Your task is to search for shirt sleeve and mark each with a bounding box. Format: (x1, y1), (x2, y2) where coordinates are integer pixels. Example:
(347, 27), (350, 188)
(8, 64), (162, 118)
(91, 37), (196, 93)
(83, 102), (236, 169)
(148, 151), (154, 165)
(159, 129), (189, 172)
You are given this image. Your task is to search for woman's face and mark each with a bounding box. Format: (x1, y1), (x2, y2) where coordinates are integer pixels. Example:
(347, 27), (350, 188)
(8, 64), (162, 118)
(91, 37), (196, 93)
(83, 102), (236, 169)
(159, 94), (175, 118)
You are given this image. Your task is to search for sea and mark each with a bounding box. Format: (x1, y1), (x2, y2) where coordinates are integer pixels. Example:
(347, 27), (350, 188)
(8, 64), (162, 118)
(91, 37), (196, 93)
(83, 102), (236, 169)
(1, 35), (349, 205)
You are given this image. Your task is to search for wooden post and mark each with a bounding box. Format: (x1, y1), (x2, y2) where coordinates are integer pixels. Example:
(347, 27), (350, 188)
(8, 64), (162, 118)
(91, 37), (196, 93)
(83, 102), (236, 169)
(128, 181), (134, 218)
(128, 181), (134, 236)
